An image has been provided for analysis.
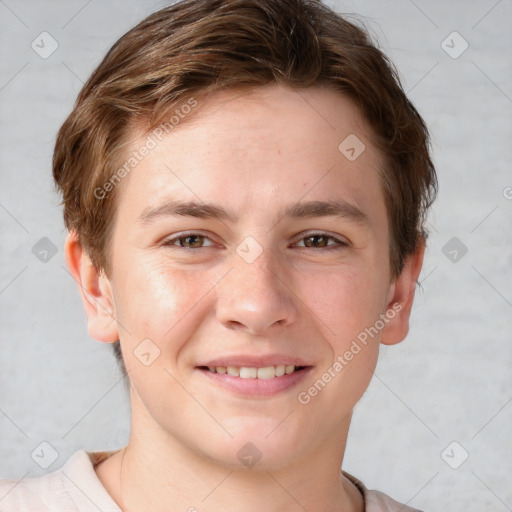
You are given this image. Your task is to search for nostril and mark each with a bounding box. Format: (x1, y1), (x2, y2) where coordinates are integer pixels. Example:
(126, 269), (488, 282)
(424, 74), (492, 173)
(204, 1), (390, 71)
(227, 320), (248, 331)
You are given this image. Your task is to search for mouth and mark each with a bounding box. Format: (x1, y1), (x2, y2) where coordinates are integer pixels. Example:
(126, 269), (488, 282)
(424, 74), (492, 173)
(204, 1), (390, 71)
(195, 362), (313, 397)
(199, 364), (307, 379)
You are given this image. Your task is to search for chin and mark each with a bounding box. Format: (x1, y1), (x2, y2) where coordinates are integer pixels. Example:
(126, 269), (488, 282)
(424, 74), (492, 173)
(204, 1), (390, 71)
(199, 420), (305, 471)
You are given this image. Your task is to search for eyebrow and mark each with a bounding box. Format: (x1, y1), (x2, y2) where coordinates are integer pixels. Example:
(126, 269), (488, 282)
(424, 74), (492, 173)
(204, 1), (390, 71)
(138, 200), (236, 224)
(137, 199), (370, 227)
(285, 200), (369, 226)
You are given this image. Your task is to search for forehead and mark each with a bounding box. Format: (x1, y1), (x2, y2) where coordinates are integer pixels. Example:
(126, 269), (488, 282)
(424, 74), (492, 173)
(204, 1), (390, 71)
(114, 84), (387, 232)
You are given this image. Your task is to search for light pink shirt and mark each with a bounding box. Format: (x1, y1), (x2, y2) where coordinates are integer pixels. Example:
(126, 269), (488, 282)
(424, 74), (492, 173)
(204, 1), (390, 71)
(0, 450), (423, 511)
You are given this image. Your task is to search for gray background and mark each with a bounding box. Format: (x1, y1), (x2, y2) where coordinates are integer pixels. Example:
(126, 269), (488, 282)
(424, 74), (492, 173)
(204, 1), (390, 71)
(1, 0), (511, 510)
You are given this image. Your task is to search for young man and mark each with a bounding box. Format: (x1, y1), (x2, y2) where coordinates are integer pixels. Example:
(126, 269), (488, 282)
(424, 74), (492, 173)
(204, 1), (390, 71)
(0, 0), (437, 510)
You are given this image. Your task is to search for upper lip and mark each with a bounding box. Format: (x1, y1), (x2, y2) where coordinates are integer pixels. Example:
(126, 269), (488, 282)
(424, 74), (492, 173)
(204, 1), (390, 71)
(197, 355), (312, 368)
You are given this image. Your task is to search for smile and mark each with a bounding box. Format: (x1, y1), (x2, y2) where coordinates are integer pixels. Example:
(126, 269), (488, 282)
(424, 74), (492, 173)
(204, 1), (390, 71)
(197, 364), (312, 397)
(206, 364), (304, 379)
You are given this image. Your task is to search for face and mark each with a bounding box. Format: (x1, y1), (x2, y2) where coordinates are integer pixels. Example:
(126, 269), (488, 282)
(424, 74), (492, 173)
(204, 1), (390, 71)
(94, 85), (404, 468)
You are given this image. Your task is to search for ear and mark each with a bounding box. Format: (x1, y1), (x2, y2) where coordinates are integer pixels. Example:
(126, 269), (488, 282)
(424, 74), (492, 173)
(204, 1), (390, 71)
(380, 237), (426, 346)
(64, 231), (119, 343)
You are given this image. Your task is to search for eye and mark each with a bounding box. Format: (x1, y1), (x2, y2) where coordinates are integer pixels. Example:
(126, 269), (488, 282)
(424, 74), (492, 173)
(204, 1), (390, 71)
(295, 233), (348, 249)
(163, 233), (214, 249)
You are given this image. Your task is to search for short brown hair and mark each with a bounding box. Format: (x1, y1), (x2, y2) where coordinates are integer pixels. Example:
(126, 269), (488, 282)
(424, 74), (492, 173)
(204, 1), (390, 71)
(53, 0), (438, 374)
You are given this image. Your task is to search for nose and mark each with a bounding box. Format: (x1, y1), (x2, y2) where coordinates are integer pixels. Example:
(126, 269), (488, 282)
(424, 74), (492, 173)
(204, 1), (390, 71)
(215, 248), (298, 335)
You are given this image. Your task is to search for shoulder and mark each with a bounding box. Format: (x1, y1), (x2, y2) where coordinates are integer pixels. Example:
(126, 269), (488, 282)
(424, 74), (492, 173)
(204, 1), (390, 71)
(0, 466), (73, 511)
(0, 449), (121, 512)
(365, 489), (424, 512)
(343, 470), (424, 512)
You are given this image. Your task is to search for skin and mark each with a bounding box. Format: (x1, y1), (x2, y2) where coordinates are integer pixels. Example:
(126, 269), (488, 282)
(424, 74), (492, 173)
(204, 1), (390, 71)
(65, 84), (425, 512)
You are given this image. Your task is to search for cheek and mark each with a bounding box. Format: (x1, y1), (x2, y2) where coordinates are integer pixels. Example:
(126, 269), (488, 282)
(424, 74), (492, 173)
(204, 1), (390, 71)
(297, 263), (386, 345)
(298, 267), (383, 412)
(112, 257), (212, 347)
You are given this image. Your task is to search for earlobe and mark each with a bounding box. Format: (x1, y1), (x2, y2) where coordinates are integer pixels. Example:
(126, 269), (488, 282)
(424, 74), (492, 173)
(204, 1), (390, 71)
(64, 231), (119, 343)
(380, 237), (426, 346)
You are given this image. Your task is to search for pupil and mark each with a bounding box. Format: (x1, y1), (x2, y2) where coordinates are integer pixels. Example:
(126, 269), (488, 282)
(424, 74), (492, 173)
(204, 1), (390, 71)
(306, 235), (326, 247)
(183, 235), (202, 248)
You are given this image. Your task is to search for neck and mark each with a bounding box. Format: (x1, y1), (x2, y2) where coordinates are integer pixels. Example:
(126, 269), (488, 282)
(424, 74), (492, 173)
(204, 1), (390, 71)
(96, 394), (363, 512)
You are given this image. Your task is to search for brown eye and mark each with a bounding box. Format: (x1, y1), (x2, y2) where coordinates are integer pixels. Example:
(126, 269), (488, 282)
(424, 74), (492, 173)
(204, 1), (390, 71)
(303, 235), (330, 248)
(164, 233), (214, 249)
(296, 233), (348, 250)
(178, 235), (206, 248)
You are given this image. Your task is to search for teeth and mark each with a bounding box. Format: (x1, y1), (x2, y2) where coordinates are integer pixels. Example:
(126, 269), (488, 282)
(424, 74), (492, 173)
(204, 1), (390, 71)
(275, 365), (286, 377)
(207, 364), (299, 379)
(257, 366), (275, 379)
(240, 367), (257, 378)
(227, 366), (239, 376)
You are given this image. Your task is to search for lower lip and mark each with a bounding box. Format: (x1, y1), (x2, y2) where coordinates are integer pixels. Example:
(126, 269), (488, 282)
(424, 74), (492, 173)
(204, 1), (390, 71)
(197, 367), (313, 397)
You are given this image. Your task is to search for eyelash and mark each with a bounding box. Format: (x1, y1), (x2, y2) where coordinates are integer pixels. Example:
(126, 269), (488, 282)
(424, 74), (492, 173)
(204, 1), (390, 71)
(162, 232), (349, 251)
